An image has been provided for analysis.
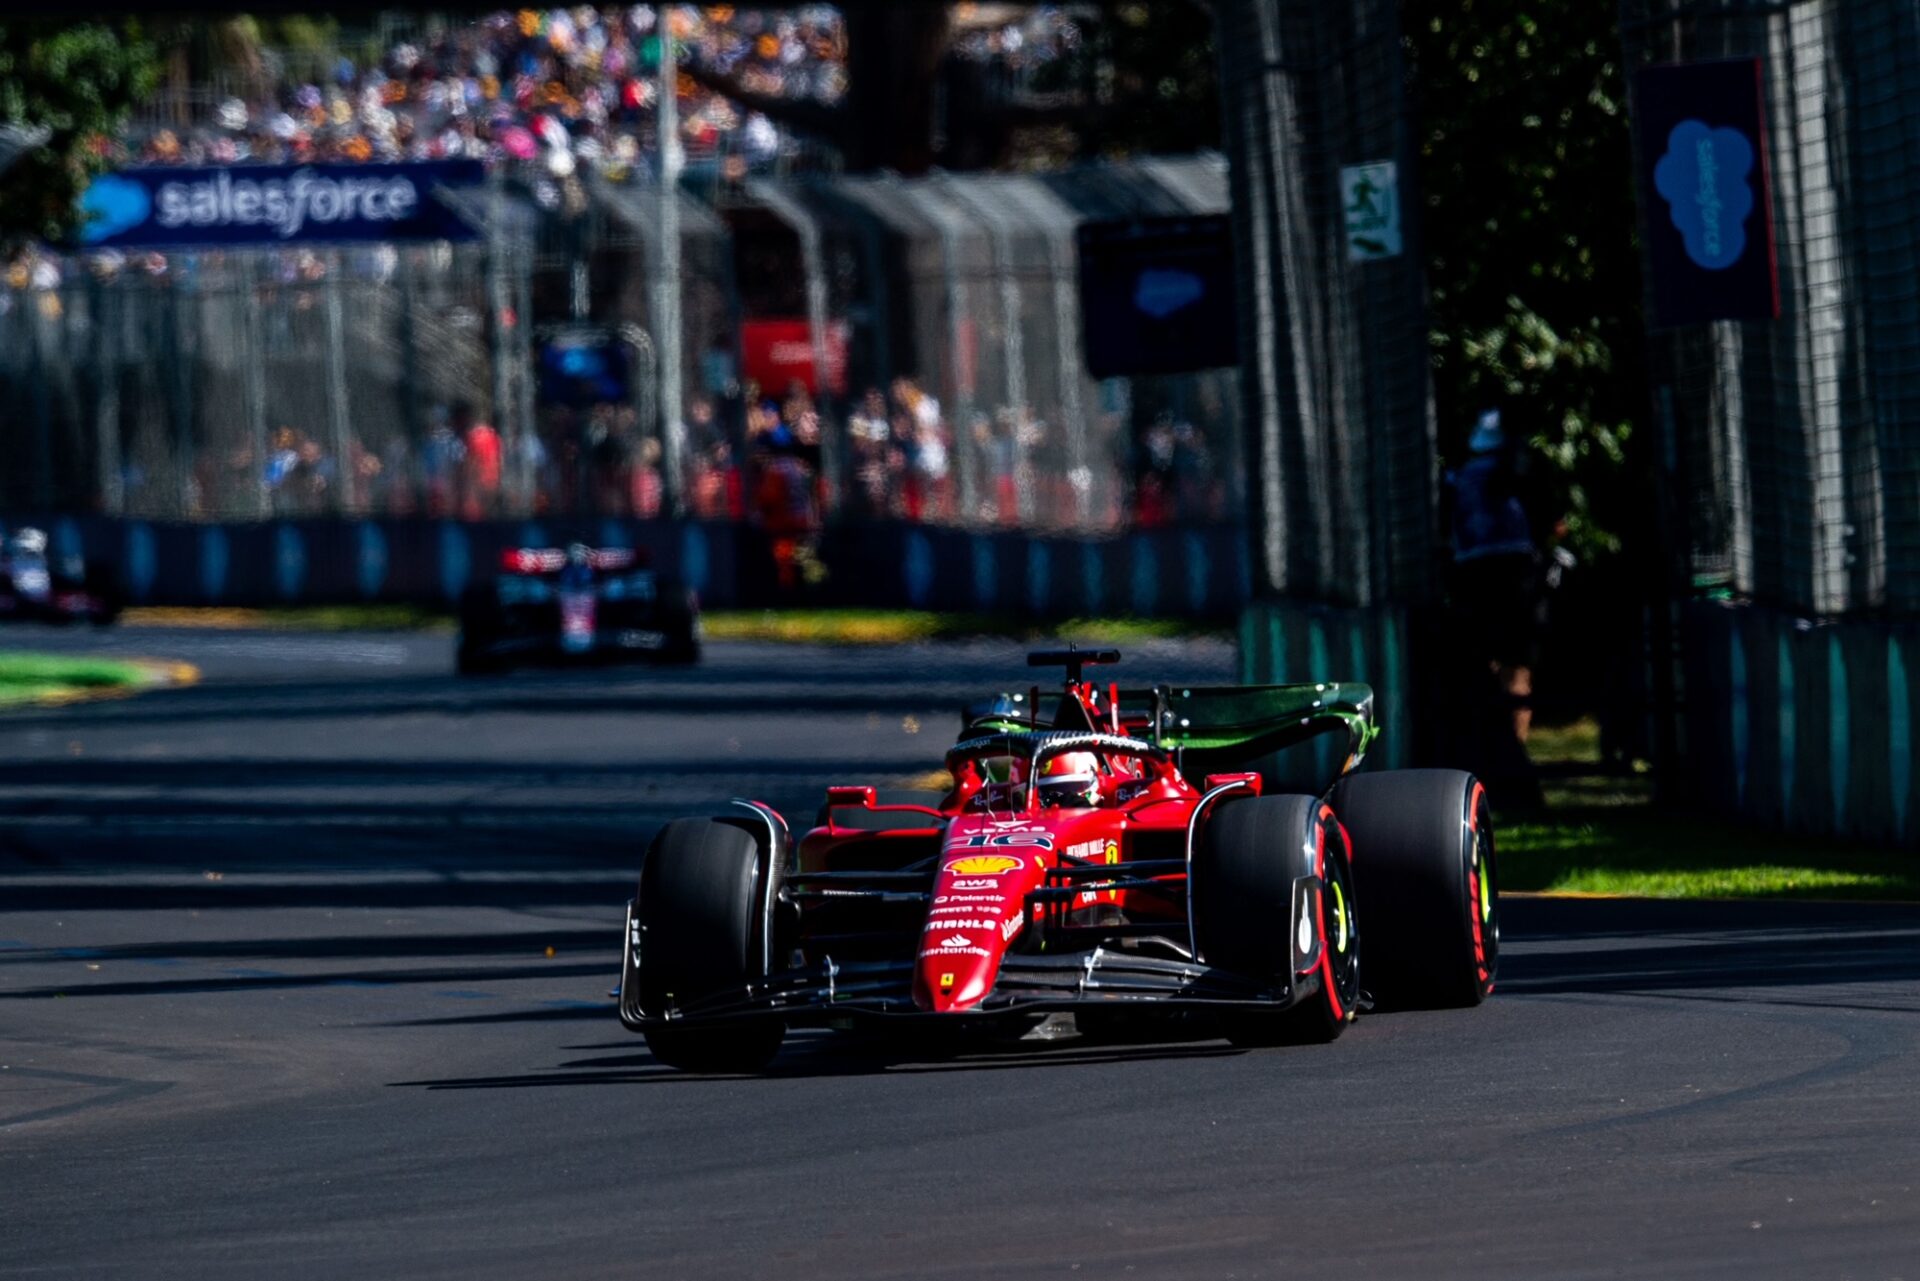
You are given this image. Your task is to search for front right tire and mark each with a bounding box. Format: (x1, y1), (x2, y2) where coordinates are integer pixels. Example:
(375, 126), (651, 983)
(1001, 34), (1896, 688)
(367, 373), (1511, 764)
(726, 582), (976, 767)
(635, 817), (786, 1073)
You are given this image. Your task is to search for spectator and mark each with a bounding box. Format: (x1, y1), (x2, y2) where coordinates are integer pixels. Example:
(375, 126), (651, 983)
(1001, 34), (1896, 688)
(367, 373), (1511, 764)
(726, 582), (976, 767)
(455, 402), (502, 519)
(631, 438), (665, 517)
(1445, 409), (1546, 746)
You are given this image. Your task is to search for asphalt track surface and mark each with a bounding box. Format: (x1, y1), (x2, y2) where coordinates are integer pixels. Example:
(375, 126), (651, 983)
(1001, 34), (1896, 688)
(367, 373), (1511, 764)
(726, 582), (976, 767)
(3, 625), (1918, 1279)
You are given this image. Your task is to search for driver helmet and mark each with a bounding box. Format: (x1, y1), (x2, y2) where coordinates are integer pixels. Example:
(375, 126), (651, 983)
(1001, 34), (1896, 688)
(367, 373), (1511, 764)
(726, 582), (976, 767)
(1037, 750), (1101, 808)
(565, 542), (591, 566)
(10, 527), (47, 557)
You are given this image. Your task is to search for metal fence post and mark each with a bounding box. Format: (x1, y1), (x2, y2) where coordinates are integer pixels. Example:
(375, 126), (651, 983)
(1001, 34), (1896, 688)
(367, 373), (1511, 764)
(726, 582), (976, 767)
(487, 168), (518, 512)
(748, 178), (838, 511)
(243, 257), (271, 518)
(324, 261), (353, 514)
(91, 277), (124, 515)
(658, 22), (687, 515)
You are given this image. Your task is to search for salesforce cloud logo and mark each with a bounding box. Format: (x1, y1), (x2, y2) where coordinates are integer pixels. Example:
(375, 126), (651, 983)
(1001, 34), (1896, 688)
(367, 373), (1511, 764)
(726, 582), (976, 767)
(1654, 119), (1756, 270)
(1134, 268), (1204, 319)
(79, 175), (152, 243)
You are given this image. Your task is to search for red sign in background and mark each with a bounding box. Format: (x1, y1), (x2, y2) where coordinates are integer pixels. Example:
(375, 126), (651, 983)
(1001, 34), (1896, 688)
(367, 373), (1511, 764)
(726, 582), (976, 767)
(740, 318), (849, 396)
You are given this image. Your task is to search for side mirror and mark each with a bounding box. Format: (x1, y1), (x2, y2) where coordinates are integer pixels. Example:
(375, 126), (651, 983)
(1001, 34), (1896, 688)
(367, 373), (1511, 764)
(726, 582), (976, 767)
(824, 785), (877, 810)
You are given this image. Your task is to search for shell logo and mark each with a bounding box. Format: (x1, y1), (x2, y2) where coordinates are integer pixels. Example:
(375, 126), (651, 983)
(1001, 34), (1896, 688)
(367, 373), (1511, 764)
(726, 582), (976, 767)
(945, 855), (1024, 876)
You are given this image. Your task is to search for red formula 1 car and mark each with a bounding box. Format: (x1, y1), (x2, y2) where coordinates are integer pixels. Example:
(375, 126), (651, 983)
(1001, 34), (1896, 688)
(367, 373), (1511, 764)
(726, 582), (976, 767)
(619, 647), (1498, 1073)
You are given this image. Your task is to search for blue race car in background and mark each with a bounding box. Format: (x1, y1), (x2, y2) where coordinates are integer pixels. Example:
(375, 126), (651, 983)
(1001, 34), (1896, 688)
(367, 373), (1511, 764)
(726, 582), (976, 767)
(0, 527), (122, 627)
(455, 544), (700, 674)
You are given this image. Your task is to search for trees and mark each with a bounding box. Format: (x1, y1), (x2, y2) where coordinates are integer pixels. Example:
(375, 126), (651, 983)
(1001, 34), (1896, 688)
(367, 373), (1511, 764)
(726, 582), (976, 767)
(1406, 0), (1646, 560)
(0, 20), (158, 248)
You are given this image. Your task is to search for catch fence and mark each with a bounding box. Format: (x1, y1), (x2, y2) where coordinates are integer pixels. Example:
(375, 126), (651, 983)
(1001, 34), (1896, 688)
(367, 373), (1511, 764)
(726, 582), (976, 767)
(1213, 0), (1434, 610)
(1625, 0), (1920, 618)
(763, 156), (1240, 531)
(0, 156), (1241, 538)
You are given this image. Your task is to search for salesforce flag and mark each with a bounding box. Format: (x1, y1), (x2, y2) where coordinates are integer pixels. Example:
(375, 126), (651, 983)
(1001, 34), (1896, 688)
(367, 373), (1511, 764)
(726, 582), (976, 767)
(77, 160), (484, 248)
(1634, 59), (1778, 327)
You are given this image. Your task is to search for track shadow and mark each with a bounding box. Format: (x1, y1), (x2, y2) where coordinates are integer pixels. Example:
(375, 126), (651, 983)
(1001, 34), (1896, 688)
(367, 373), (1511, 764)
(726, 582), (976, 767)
(0, 673), (971, 732)
(0, 927), (614, 967)
(0, 755), (940, 790)
(0, 959), (614, 1001)
(0, 873), (639, 914)
(390, 1032), (1248, 1088)
(1497, 896), (1920, 1006)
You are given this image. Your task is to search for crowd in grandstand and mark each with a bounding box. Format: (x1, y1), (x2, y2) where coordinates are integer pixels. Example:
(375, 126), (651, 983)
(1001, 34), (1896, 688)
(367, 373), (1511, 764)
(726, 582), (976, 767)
(15, 7), (1236, 535)
(116, 6), (1085, 178)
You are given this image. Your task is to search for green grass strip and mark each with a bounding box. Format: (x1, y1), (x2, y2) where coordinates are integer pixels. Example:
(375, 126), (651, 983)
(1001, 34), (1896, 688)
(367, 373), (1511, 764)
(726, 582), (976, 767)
(701, 610), (1224, 646)
(0, 652), (151, 707)
(1499, 720), (1920, 901)
(124, 605), (455, 632)
(122, 604), (1222, 644)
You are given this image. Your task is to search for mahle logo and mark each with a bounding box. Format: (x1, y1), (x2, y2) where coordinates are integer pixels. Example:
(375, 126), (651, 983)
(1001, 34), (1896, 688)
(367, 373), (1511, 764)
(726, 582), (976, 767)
(1653, 120), (1756, 270)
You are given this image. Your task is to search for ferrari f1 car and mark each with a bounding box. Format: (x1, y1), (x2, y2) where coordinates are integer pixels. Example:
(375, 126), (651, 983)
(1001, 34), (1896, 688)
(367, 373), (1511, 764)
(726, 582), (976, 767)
(0, 527), (122, 626)
(619, 647), (1497, 1072)
(456, 544), (699, 674)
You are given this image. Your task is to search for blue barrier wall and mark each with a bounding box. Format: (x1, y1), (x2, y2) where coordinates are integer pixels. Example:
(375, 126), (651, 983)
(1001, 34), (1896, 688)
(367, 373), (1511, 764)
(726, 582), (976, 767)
(4, 516), (1250, 622)
(1684, 601), (1918, 846)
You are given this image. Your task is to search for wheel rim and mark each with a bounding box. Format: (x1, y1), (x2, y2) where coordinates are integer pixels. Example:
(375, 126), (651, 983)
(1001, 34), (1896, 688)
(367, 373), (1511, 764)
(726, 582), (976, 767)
(1321, 820), (1361, 1011)
(1466, 788), (1499, 989)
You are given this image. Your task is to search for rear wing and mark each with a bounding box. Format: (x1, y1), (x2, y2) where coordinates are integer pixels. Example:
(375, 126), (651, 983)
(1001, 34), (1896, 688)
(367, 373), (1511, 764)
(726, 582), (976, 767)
(962, 682), (1377, 790)
(499, 547), (642, 575)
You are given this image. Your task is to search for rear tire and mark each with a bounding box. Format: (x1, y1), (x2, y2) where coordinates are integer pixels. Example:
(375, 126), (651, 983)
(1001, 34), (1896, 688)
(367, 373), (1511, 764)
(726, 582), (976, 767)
(455, 638), (502, 676)
(636, 817), (785, 1072)
(656, 597), (701, 665)
(1194, 794), (1359, 1045)
(1331, 769), (1497, 1009)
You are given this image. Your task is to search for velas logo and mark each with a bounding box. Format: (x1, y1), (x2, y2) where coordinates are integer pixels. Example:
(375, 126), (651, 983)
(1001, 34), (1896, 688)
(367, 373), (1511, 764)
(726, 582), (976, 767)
(945, 855), (1023, 876)
(1133, 268), (1203, 319)
(1653, 120), (1756, 270)
(80, 176), (151, 243)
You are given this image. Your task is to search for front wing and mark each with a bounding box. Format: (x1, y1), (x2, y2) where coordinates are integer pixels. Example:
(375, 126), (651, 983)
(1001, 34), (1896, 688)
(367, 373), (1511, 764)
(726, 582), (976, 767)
(617, 899), (1300, 1030)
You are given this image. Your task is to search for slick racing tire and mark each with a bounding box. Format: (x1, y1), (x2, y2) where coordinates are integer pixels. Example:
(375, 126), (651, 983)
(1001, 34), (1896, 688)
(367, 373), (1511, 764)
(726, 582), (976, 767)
(636, 817), (786, 1073)
(454, 635), (506, 676)
(1331, 769), (1497, 1010)
(1194, 794), (1359, 1046)
(454, 587), (509, 676)
(654, 591), (702, 665)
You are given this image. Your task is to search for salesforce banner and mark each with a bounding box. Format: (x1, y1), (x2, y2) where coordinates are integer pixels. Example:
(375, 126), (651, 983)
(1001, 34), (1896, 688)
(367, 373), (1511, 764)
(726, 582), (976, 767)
(78, 160), (484, 248)
(1635, 59), (1779, 327)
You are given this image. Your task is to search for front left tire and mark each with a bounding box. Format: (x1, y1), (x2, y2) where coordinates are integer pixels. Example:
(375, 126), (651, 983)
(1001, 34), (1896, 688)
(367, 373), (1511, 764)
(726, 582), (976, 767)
(1331, 769), (1497, 1009)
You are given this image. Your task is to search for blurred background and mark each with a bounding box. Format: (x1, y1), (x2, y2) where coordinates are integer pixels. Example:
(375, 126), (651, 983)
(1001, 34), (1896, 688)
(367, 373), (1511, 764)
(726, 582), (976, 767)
(0, 0), (1914, 848)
